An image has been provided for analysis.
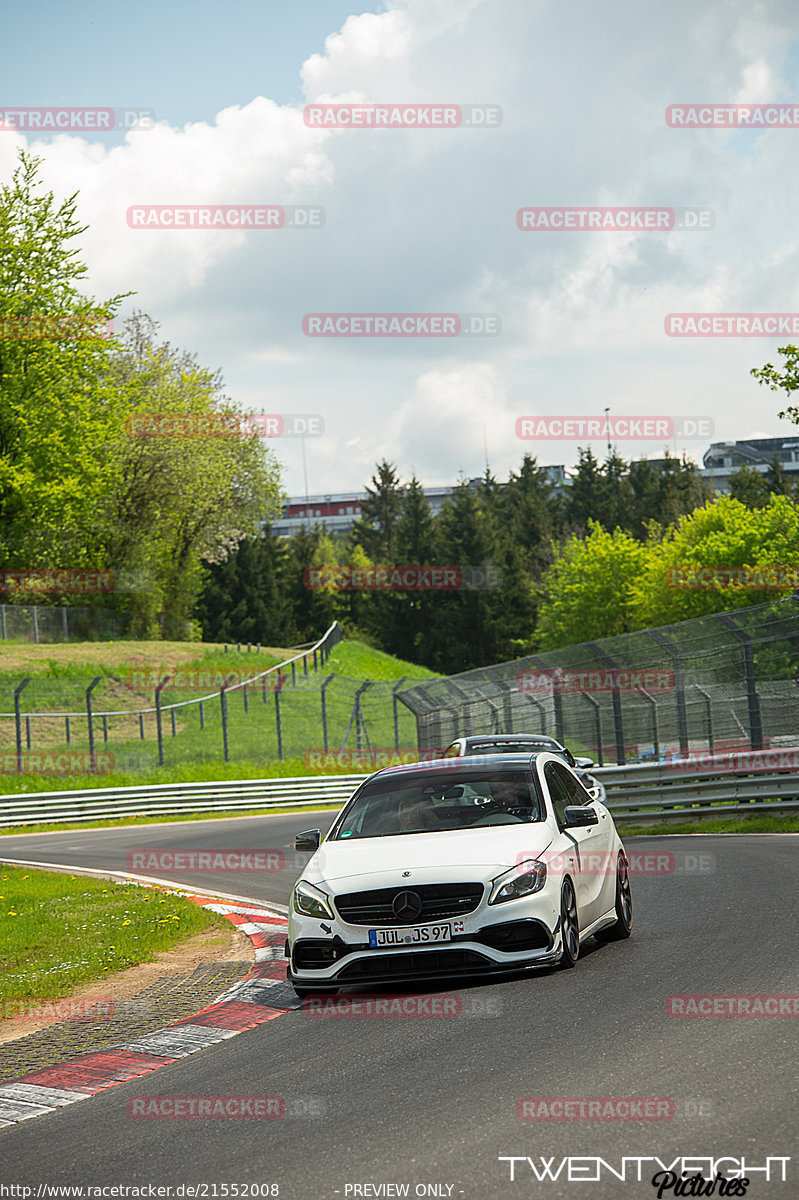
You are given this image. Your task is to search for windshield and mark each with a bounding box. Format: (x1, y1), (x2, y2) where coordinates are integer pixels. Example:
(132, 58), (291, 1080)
(331, 767), (543, 840)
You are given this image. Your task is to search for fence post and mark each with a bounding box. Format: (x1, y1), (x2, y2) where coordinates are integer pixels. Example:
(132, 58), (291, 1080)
(392, 677), (408, 751)
(62, 607), (69, 642)
(1, 604), (5, 640)
(220, 674), (235, 763)
(321, 673), (336, 752)
(526, 694), (547, 736)
(102, 715), (109, 743)
(243, 682), (248, 714)
(155, 676), (172, 767)
(86, 676), (102, 774)
(170, 709), (176, 737)
(275, 672), (285, 760)
(66, 715), (72, 745)
(552, 671), (565, 745)
(139, 713), (144, 740)
(691, 684), (714, 752)
(25, 716), (31, 750)
(199, 701), (204, 730)
(355, 681), (372, 751)
(32, 605), (39, 645)
(579, 691), (604, 766)
(650, 631), (689, 758)
(313, 648), (318, 673)
(13, 678), (32, 773)
(587, 645), (626, 765)
(715, 614), (763, 750)
(634, 686), (659, 760)
(303, 655), (308, 678)
(291, 660), (296, 687)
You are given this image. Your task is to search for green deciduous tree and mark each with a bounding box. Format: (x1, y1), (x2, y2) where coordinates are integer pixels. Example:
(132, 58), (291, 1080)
(0, 152), (126, 571)
(92, 313), (283, 637)
(628, 494), (799, 627)
(536, 522), (650, 649)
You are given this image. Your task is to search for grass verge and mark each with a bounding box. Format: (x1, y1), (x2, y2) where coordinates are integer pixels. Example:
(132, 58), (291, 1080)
(618, 811), (799, 836)
(0, 863), (231, 1011)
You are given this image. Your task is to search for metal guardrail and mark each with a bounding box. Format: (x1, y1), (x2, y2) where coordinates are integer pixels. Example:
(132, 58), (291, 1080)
(1, 753), (798, 828)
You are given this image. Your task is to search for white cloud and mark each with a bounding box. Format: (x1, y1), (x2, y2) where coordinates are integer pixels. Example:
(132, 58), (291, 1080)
(4, 0), (799, 494)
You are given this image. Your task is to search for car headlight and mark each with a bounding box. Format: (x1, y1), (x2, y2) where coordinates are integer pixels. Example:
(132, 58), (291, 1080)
(292, 880), (334, 920)
(489, 860), (547, 905)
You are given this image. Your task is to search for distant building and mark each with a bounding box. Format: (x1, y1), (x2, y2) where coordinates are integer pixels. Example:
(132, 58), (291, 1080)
(270, 467), (568, 538)
(701, 437), (799, 492)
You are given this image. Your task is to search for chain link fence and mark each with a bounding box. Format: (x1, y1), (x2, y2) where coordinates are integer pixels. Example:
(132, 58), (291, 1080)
(0, 623), (430, 778)
(0, 604), (119, 643)
(399, 598), (799, 765)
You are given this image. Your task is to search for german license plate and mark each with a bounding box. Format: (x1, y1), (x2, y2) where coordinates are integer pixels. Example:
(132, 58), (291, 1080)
(368, 924), (452, 948)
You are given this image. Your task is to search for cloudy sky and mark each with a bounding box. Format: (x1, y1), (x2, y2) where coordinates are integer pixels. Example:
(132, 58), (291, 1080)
(4, 0), (799, 498)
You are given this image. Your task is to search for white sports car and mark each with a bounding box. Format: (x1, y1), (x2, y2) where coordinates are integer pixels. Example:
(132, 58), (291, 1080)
(287, 753), (632, 995)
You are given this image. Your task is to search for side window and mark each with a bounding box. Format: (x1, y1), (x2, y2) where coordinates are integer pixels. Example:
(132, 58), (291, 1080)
(545, 761), (592, 826)
(543, 762), (571, 828)
(549, 760), (592, 808)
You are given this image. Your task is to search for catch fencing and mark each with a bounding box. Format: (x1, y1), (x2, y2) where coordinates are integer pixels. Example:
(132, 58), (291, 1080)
(0, 623), (429, 776)
(399, 598), (799, 765)
(0, 604), (118, 643)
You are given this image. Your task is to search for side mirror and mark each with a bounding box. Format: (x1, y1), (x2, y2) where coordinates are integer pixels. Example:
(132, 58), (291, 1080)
(574, 756), (595, 769)
(563, 805), (599, 828)
(295, 828), (321, 852)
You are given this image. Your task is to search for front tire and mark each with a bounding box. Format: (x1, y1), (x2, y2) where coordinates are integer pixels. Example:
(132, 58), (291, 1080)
(558, 879), (580, 968)
(594, 853), (633, 942)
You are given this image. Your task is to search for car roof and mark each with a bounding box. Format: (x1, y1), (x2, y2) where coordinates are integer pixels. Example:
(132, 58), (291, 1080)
(370, 752), (553, 780)
(459, 734), (560, 746)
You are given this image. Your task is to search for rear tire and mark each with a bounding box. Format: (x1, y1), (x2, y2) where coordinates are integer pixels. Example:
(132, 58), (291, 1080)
(594, 853), (633, 942)
(558, 879), (580, 968)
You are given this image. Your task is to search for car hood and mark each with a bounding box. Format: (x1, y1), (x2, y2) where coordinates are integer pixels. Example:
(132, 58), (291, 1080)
(304, 824), (555, 890)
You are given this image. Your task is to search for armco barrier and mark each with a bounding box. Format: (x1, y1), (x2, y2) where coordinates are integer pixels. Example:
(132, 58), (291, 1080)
(1, 753), (799, 828)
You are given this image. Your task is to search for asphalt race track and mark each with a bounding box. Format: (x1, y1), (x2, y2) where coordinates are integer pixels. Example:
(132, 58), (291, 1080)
(0, 816), (796, 1199)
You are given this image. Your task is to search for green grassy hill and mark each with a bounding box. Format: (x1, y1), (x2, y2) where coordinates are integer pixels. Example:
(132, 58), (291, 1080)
(0, 637), (439, 796)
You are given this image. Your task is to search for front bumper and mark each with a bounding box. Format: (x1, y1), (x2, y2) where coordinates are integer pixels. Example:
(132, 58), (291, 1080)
(288, 893), (563, 987)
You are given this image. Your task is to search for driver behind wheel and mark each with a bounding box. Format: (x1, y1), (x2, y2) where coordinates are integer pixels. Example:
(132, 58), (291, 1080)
(487, 780), (536, 818)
